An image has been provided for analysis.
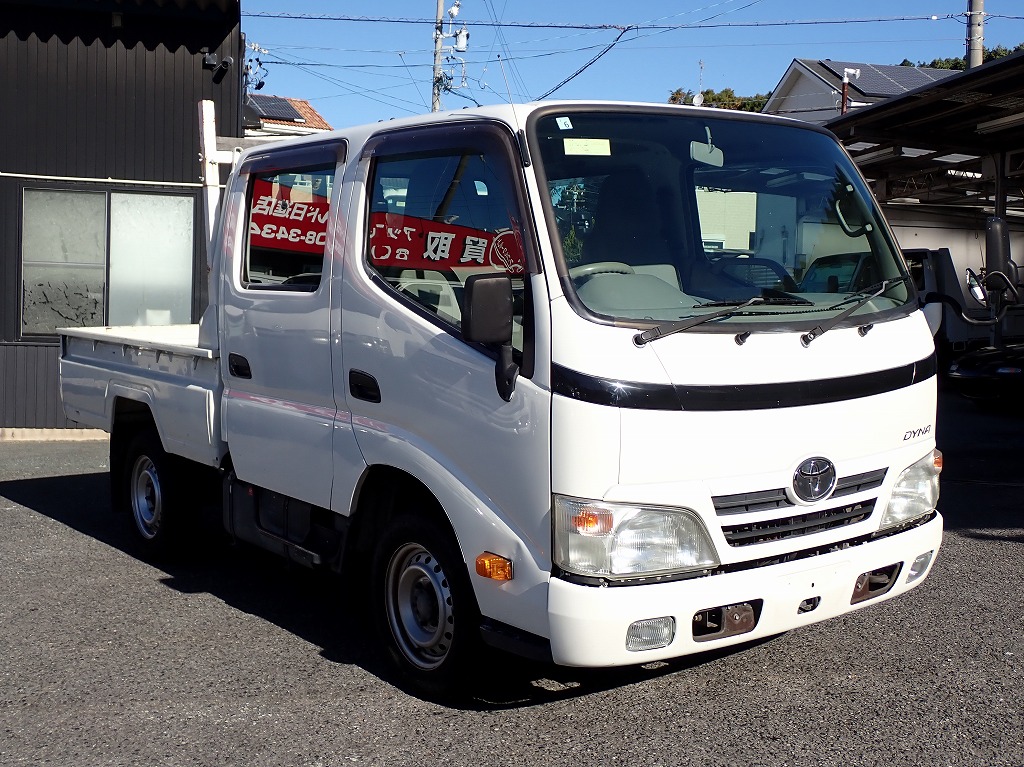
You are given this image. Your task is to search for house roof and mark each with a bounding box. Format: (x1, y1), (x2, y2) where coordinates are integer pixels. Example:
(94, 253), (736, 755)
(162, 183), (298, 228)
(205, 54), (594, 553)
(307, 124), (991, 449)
(825, 50), (1024, 215)
(799, 59), (958, 99)
(244, 94), (333, 135)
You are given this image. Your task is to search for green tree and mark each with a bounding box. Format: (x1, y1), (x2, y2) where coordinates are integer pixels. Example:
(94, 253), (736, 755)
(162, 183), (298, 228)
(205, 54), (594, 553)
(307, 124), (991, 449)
(668, 87), (771, 111)
(899, 42), (1024, 70)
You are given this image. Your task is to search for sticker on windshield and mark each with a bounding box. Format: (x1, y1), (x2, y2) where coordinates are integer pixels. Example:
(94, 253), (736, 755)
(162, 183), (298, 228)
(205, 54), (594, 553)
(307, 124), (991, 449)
(564, 137), (611, 156)
(556, 116), (573, 130)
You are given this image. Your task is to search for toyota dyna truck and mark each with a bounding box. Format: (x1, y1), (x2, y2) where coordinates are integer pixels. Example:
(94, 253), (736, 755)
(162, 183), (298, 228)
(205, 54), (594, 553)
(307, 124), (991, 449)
(60, 102), (943, 695)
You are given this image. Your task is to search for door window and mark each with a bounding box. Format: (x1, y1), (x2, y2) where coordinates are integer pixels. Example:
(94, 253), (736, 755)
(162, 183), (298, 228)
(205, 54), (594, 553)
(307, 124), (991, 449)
(364, 135), (530, 338)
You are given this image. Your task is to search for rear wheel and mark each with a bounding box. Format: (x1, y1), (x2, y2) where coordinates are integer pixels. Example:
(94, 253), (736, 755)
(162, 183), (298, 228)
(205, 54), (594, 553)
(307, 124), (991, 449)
(117, 428), (185, 553)
(372, 512), (481, 698)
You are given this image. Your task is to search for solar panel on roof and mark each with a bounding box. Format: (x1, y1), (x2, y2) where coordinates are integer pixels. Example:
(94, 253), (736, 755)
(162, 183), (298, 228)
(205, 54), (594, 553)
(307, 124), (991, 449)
(248, 94), (305, 122)
(822, 61), (958, 98)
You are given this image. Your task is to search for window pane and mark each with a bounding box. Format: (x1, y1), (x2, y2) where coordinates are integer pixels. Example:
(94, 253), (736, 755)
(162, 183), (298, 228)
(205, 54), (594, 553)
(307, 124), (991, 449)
(243, 168), (333, 290)
(109, 193), (194, 325)
(21, 189), (106, 334)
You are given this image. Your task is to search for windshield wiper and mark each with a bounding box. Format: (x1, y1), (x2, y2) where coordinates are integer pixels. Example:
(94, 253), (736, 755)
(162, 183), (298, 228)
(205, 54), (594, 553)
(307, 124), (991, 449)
(698, 289), (812, 308)
(634, 297), (763, 346)
(800, 276), (909, 347)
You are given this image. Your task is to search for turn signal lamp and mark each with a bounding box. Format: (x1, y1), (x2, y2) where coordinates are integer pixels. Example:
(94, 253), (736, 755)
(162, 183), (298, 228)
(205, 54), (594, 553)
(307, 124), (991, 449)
(476, 552), (513, 581)
(571, 508), (614, 536)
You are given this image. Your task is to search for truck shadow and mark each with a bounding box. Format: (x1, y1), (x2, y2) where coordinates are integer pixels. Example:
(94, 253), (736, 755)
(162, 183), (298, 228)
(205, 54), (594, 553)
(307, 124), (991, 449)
(0, 469), (758, 708)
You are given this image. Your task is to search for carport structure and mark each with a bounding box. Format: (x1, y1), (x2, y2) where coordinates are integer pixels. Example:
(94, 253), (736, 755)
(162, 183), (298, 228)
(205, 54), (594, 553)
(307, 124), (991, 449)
(825, 50), (1024, 219)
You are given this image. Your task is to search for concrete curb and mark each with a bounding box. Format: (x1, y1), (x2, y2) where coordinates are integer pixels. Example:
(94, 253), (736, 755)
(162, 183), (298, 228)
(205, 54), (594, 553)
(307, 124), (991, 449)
(0, 428), (108, 442)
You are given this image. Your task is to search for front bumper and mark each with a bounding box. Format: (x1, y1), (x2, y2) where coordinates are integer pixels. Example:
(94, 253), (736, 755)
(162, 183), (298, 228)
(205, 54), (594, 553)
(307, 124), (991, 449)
(547, 512), (942, 667)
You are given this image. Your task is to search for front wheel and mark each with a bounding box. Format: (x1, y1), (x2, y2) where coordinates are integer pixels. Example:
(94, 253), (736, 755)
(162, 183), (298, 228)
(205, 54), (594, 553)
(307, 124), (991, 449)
(372, 514), (481, 697)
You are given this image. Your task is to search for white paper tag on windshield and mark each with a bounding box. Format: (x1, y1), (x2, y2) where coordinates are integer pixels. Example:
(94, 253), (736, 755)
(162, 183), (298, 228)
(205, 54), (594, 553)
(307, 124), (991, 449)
(556, 116), (573, 130)
(563, 137), (611, 156)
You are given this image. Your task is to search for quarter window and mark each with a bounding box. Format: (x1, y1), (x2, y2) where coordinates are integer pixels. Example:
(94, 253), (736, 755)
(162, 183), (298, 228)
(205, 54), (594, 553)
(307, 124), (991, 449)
(242, 167), (334, 290)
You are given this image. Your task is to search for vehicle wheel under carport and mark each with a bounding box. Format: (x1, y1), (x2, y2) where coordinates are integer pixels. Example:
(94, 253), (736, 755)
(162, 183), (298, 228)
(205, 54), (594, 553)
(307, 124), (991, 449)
(371, 511), (482, 699)
(115, 428), (187, 554)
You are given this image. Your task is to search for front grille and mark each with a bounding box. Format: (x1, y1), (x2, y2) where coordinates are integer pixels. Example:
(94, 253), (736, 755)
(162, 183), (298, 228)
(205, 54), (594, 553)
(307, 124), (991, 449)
(711, 468), (887, 516)
(832, 468), (887, 498)
(721, 500), (875, 547)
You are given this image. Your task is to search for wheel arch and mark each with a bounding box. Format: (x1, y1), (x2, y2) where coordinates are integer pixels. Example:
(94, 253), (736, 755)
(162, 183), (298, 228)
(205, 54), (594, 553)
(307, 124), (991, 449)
(343, 465), (456, 578)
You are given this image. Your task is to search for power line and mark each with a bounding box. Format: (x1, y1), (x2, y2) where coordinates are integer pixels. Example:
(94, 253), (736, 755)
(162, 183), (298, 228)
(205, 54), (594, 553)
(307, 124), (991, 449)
(535, 27), (631, 99)
(242, 12), (964, 31)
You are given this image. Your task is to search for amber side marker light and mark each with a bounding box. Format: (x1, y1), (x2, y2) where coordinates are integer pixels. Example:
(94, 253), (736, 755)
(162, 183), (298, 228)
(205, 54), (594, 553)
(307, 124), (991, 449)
(476, 552), (513, 581)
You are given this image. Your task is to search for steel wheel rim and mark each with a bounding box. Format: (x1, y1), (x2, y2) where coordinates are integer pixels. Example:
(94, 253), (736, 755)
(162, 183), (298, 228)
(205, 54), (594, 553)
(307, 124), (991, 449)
(385, 543), (454, 670)
(130, 455), (162, 540)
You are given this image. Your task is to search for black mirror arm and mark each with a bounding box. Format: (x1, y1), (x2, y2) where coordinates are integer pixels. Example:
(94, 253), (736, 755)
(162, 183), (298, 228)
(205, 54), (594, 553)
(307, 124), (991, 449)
(495, 345), (519, 402)
(923, 292), (1007, 326)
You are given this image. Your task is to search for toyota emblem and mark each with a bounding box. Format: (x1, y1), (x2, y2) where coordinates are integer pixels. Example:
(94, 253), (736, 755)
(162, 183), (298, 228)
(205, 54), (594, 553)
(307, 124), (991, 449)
(792, 457), (837, 503)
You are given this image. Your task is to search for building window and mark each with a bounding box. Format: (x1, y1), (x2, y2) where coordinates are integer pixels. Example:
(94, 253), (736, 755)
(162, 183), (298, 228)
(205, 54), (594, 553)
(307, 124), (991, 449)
(21, 189), (107, 334)
(21, 188), (195, 335)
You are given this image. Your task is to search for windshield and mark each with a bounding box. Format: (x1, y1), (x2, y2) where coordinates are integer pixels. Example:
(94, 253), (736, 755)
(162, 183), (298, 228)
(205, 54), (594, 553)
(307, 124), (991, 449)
(531, 109), (912, 329)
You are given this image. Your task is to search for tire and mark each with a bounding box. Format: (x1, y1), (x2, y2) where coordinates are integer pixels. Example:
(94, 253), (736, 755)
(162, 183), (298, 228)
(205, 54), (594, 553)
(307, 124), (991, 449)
(116, 428), (185, 554)
(371, 512), (481, 698)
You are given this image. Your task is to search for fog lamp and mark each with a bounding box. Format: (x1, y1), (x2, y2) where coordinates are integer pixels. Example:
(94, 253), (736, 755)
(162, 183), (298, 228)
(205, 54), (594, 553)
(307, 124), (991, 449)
(906, 550), (934, 583)
(626, 616), (676, 652)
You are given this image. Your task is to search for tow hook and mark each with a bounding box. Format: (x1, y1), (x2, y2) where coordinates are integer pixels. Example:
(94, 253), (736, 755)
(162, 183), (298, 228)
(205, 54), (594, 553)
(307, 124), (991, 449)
(850, 562), (902, 604)
(692, 599), (762, 642)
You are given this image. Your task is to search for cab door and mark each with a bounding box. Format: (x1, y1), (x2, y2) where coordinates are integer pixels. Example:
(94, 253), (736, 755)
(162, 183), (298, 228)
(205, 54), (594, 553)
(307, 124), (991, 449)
(221, 141), (348, 509)
(339, 123), (553, 574)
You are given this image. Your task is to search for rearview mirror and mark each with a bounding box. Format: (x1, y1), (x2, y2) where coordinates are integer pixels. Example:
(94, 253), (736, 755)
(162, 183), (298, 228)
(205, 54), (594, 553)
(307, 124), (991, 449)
(690, 140), (723, 168)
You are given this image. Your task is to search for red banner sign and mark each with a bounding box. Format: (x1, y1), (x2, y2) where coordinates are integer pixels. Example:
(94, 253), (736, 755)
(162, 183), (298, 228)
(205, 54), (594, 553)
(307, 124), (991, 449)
(367, 211), (526, 274)
(248, 177), (330, 255)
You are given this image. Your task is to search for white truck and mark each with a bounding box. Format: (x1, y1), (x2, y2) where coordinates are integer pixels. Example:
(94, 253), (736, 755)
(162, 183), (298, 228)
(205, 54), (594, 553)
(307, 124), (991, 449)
(60, 101), (943, 696)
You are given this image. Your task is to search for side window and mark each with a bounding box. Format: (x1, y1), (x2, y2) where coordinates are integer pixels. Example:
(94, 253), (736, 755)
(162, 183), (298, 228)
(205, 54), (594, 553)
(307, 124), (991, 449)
(242, 167), (334, 291)
(364, 147), (528, 335)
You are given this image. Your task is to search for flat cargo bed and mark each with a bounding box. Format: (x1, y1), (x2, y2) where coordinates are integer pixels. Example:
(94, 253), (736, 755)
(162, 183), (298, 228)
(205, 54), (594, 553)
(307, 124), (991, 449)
(59, 324), (224, 466)
(60, 324), (215, 359)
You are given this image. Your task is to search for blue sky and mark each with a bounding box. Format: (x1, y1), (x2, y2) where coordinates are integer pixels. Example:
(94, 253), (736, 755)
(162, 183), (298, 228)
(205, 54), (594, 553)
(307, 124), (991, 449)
(239, 1), (1024, 128)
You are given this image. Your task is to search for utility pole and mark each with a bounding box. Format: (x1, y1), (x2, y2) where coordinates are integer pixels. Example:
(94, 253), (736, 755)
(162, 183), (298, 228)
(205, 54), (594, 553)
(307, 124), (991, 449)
(431, 1), (469, 112)
(967, 0), (985, 69)
(432, 0), (444, 111)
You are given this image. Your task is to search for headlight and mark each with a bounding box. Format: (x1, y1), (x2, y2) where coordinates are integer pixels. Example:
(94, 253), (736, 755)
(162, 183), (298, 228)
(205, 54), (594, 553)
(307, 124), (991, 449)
(553, 495), (719, 579)
(879, 449), (942, 531)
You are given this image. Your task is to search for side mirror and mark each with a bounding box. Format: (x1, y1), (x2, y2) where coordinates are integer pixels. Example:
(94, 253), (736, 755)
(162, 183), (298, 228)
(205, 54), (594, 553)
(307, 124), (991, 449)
(966, 268), (988, 307)
(463, 273), (518, 401)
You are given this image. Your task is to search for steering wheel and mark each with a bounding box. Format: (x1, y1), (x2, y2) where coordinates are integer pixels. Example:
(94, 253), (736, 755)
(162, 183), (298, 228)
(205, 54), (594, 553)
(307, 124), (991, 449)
(569, 262), (635, 281)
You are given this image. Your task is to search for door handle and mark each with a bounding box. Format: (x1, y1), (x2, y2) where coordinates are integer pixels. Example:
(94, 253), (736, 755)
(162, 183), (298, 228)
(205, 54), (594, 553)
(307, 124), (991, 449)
(349, 369), (381, 403)
(228, 353), (252, 379)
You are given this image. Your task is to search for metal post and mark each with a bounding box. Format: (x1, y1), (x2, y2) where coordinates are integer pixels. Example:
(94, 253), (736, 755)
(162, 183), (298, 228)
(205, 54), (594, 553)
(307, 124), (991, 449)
(432, 0), (444, 111)
(841, 69), (859, 115)
(967, 0), (985, 69)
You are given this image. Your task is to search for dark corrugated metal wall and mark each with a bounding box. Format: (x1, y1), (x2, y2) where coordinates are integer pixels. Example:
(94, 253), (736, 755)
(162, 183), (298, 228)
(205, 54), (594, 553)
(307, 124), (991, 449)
(0, 346), (65, 429)
(0, 1), (241, 429)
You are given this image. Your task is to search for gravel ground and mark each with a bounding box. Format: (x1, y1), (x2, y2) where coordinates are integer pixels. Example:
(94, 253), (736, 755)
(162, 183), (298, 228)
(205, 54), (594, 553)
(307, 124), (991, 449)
(0, 388), (1021, 767)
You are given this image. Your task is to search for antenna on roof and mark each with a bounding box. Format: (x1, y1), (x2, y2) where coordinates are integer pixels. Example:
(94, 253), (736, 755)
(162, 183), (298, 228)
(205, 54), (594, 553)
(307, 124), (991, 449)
(841, 68), (860, 115)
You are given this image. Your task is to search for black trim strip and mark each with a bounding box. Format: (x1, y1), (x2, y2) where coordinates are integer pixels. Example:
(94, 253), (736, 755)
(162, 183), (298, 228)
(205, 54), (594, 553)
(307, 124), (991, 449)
(552, 353), (936, 411)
